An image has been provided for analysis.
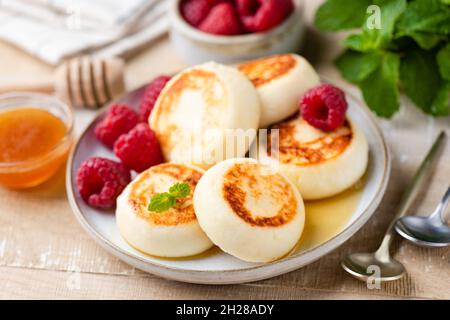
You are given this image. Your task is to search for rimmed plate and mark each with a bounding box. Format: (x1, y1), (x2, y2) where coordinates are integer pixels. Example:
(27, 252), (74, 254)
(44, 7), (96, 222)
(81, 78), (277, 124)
(66, 84), (390, 284)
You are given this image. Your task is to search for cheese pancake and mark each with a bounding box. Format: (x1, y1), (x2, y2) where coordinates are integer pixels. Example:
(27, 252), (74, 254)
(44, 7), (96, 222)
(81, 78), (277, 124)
(264, 117), (368, 200)
(193, 158), (305, 263)
(238, 54), (320, 127)
(149, 62), (260, 168)
(116, 163), (213, 258)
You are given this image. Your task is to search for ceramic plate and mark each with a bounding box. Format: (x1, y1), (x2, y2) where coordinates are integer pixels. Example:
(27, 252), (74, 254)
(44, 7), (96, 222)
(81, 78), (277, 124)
(66, 83), (390, 284)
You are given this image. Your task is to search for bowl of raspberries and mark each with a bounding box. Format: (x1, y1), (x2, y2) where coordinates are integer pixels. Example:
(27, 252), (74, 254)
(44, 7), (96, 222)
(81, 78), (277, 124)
(170, 0), (304, 64)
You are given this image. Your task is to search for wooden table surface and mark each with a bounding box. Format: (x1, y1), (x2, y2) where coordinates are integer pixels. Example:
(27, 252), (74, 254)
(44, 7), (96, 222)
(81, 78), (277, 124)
(0, 1), (449, 300)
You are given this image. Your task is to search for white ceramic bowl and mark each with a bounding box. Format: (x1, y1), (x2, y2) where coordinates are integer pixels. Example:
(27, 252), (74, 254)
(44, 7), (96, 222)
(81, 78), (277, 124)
(169, 0), (305, 65)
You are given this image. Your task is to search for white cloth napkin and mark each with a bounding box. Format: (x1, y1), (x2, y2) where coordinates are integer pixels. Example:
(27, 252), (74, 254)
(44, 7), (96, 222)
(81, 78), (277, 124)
(0, 0), (169, 65)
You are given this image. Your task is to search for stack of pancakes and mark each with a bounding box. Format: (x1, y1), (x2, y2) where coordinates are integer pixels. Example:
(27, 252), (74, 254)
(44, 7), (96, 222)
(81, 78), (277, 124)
(116, 54), (368, 263)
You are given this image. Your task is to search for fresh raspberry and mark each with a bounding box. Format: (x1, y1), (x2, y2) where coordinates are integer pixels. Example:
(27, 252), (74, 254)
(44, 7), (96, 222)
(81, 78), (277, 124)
(199, 3), (244, 35)
(299, 84), (348, 132)
(139, 75), (171, 122)
(114, 123), (164, 173)
(95, 104), (140, 148)
(181, 0), (232, 26)
(180, 0), (213, 26)
(76, 157), (131, 209)
(237, 0), (294, 32)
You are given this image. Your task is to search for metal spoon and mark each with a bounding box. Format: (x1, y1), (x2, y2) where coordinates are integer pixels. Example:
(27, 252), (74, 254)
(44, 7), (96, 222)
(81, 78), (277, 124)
(395, 186), (450, 247)
(341, 131), (446, 282)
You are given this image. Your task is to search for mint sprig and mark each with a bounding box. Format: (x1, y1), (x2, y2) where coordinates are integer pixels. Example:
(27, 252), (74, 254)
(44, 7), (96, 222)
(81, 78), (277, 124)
(148, 193), (176, 213)
(315, 0), (450, 117)
(168, 182), (191, 198)
(147, 182), (191, 213)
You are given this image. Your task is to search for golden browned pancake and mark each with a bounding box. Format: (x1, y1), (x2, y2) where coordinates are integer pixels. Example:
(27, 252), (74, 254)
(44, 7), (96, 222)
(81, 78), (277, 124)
(238, 54), (297, 87)
(116, 163), (213, 257)
(149, 62), (260, 168)
(237, 53), (320, 127)
(128, 163), (202, 226)
(262, 117), (368, 200)
(193, 158), (305, 263)
(222, 163), (298, 227)
(269, 118), (352, 166)
(150, 69), (226, 155)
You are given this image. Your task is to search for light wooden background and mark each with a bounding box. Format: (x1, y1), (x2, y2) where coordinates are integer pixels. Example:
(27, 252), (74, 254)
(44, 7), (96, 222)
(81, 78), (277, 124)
(0, 1), (449, 299)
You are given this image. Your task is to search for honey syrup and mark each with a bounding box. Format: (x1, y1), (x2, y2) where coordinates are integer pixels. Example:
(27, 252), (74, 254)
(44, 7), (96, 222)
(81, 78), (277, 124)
(0, 107), (71, 188)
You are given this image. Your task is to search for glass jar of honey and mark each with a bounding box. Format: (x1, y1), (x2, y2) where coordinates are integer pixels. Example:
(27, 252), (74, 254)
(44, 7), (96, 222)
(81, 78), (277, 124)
(0, 93), (73, 189)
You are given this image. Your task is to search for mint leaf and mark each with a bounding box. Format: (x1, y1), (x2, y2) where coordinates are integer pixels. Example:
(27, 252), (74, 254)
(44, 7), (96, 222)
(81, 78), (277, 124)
(148, 193), (176, 213)
(323, 0), (449, 118)
(372, 0), (407, 45)
(148, 182), (192, 213)
(437, 44), (450, 80)
(400, 50), (442, 113)
(169, 182), (191, 198)
(360, 52), (400, 117)
(336, 51), (382, 83)
(395, 0), (450, 48)
(344, 33), (379, 52)
(401, 31), (445, 49)
(314, 0), (371, 32)
(344, 0), (407, 51)
(397, 0), (450, 34)
(431, 81), (450, 116)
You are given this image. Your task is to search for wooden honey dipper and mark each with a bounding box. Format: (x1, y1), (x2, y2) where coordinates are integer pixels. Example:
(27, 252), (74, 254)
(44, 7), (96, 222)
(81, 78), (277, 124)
(0, 57), (125, 109)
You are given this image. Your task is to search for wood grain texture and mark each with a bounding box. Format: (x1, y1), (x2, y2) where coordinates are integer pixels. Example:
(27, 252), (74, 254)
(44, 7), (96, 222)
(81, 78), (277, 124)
(0, 0), (449, 299)
(0, 266), (410, 300)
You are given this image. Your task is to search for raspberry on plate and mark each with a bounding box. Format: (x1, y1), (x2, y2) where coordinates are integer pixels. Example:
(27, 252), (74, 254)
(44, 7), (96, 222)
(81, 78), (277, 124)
(237, 0), (294, 33)
(299, 84), (348, 132)
(114, 123), (164, 173)
(95, 104), (140, 149)
(76, 157), (131, 210)
(199, 2), (244, 35)
(139, 75), (171, 122)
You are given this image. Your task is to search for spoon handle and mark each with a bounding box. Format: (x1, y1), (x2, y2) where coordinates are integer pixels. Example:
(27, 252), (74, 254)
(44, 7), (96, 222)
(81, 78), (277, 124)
(430, 186), (450, 222)
(376, 131), (446, 259)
